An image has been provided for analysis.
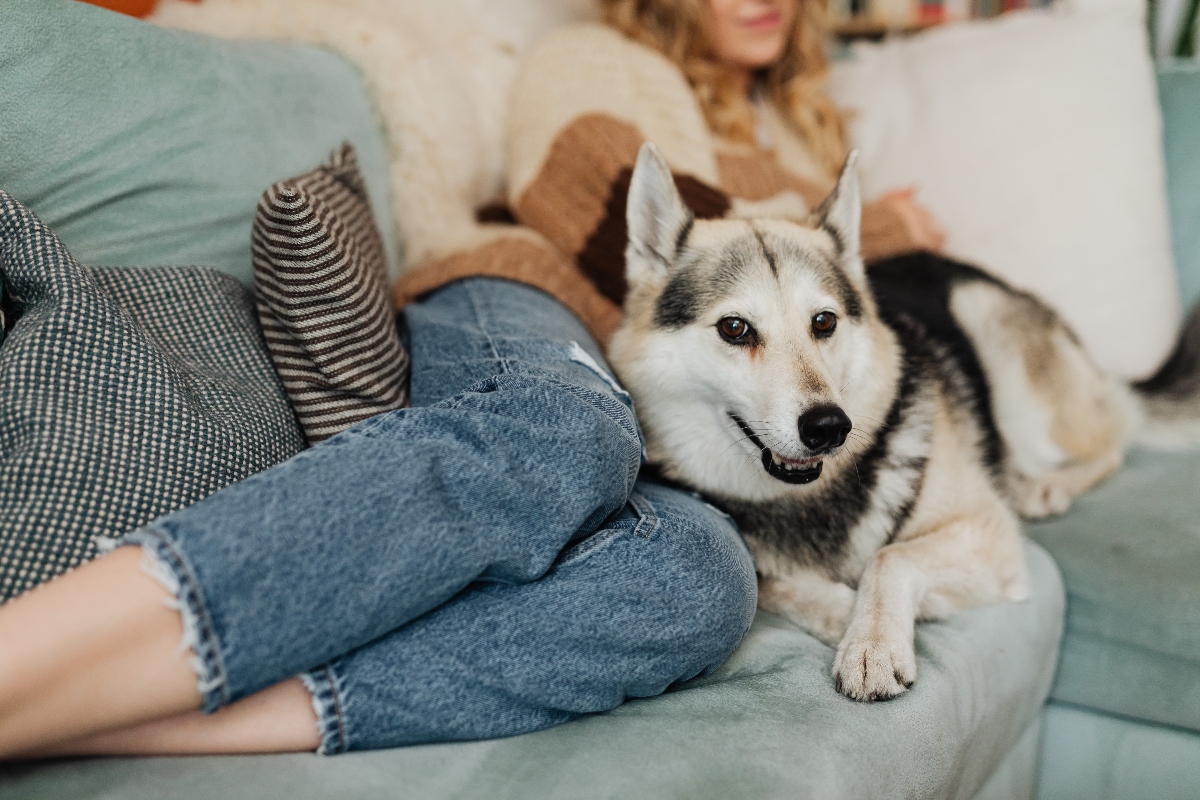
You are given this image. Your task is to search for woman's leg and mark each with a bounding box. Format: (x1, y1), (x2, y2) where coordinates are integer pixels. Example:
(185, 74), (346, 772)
(0, 278), (644, 756)
(19, 480), (757, 756)
(300, 480), (757, 753)
(0, 548), (199, 755)
(15, 677), (318, 759)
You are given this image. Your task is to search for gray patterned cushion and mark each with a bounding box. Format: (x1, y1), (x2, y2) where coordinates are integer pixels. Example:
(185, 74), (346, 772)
(0, 189), (305, 602)
(254, 143), (409, 444)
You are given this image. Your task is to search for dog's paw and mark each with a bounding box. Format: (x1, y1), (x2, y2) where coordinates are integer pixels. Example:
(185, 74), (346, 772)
(832, 632), (916, 702)
(1011, 475), (1072, 519)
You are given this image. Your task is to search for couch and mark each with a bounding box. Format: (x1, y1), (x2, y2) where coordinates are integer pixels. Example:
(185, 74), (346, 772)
(0, 2), (1197, 798)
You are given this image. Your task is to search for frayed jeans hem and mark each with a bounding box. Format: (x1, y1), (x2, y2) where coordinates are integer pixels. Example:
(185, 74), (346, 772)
(95, 528), (230, 713)
(301, 664), (348, 755)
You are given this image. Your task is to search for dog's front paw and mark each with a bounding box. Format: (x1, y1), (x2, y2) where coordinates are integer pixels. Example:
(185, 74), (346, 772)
(832, 631), (916, 702)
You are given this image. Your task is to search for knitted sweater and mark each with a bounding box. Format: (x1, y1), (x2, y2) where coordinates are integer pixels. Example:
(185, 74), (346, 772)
(393, 23), (916, 345)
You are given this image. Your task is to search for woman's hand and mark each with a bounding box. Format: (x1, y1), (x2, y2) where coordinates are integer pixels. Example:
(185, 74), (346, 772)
(877, 188), (946, 253)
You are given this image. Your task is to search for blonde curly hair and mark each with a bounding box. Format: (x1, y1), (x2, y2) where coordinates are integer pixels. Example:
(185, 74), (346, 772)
(600, 0), (847, 177)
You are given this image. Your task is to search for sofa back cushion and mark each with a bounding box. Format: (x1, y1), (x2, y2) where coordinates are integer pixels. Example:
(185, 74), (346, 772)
(1160, 61), (1200, 310)
(829, 1), (1181, 379)
(0, 0), (396, 286)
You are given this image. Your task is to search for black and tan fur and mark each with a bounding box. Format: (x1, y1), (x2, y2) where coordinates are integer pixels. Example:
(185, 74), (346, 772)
(608, 143), (1200, 701)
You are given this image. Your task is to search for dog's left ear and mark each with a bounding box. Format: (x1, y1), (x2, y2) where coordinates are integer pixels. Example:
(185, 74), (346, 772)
(625, 142), (693, 289)
(816, 151), (864, 282)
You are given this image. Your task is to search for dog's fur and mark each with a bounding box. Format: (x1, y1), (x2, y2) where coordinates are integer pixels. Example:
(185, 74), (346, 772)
(608, 143), (1200, 701)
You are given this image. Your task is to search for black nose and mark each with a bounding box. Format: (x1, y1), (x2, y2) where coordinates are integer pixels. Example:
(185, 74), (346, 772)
(797, 406), (852, 451)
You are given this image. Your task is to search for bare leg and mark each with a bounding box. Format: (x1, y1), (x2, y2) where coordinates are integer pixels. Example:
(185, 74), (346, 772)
(0, 547), (314, 758)
(0, 547), (198, 756)
(15, 678), (318, 759)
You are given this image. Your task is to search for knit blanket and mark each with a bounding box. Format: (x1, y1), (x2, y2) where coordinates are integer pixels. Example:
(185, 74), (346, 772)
(0, 190), (304, 601)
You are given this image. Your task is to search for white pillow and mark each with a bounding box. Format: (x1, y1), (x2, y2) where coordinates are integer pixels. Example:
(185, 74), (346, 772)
(827, 1), (1180, 379)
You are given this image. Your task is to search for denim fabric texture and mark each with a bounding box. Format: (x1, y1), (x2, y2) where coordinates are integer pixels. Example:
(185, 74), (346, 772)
(122, 278), (758, 753)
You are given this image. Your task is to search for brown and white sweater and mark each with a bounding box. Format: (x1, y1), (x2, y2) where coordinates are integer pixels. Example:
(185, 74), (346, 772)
(393, 23), (917, 346)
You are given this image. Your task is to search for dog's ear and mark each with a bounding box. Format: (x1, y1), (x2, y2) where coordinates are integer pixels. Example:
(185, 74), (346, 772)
(626, 142), (693, 288)
(816, 150), (864, 281)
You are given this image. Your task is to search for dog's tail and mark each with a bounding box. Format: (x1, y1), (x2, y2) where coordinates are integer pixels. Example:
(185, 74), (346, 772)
(1127, 304), (1200, 448)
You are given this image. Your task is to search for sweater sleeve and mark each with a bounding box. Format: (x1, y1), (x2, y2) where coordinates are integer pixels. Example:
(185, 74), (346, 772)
(512, 113), (729, 305)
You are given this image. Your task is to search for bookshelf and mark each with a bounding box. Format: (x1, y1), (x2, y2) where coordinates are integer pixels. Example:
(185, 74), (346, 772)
(828, 0), (1054, 40)
(827, 0), (1200, 53)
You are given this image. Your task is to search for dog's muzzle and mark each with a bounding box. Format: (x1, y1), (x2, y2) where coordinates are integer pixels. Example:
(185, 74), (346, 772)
(763, 451), (824, 484)
(729, 413), (834, 485)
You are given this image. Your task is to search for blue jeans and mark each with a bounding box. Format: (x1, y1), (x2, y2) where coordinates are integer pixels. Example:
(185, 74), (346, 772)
(120, 278), (757, 754)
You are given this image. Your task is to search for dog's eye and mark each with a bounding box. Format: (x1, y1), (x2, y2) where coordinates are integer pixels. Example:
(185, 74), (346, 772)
(812, 312), (837, 337)
(717, 316), (757, 346)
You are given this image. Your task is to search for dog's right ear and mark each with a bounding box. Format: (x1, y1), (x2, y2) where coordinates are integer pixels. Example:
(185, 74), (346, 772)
(815, 150), (864, 283)
(626, 142), (693, 288)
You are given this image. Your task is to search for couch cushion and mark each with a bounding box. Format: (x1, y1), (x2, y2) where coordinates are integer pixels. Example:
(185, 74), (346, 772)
(0, 0), (396, 286)
(828, 3), (1181, 379)
(1, 542), (1062, 800)
(1038, 701), (1200, 800)
(1028, 448), (1200, 731)
(0, 190), (305, 602)
(1159, 61), (1200, 311)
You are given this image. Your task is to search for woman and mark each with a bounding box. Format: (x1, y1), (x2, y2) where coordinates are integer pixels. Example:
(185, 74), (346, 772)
(0, 0), (940, 758)
(395, 0), (945, 342)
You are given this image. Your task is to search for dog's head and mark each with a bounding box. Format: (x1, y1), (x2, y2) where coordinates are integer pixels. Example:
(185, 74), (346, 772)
(609, 143), (901, 501)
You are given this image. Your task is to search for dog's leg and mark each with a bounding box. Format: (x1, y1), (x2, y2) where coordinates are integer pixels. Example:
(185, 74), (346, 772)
(758, 569), (856, 646)
(952, 279), (1125, 518)
(832, 507), (1026, 701)
(1009, 445), (1123, 519)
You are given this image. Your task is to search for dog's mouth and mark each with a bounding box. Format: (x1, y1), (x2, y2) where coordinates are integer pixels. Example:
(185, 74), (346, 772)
(729, 413), (824, 485)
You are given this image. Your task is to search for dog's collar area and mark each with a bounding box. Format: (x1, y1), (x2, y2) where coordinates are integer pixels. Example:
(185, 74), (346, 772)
(728, 412), (825, 485)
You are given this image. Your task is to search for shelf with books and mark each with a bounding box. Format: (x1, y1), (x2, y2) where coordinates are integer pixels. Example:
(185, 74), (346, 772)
(828, 0), (1052, 39)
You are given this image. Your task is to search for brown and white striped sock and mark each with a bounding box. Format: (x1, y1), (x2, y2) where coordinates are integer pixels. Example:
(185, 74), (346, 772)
(253, 142), (409, 444)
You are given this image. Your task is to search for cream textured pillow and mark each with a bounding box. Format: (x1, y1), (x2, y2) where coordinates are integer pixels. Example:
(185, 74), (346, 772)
(827, 1), (1180, 378)
(153, 0), (595, 273)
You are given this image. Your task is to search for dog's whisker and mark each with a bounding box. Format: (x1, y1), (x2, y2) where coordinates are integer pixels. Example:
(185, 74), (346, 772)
(720, 434), (761, 458)
(838, 375), (862, 395)
(847, 451), (864, 487)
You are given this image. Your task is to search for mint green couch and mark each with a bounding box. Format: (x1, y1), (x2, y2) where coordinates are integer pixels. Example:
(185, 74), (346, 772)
(1028, 60), (1200, 800)
(0, 3), (1197, 798)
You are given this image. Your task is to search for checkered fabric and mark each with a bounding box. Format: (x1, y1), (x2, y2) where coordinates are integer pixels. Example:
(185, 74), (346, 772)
(254, 143), (409, 444)
(0, 189), (305, 602)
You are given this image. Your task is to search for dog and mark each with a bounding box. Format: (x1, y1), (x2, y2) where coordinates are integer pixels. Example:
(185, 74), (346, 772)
(607, 142), (1200, 701)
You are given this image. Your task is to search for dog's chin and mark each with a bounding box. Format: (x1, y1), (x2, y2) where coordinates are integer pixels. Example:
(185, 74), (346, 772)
(762, 450), (825, 485)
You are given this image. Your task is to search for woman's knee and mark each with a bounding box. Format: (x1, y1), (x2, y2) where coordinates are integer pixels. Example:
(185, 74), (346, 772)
(442, 368), (644, 496)
(613, 484), (758, 687)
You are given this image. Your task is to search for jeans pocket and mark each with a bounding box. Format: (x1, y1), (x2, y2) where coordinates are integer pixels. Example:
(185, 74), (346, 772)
(625, 490), (660, 539)
(554, 490), (659, 568)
